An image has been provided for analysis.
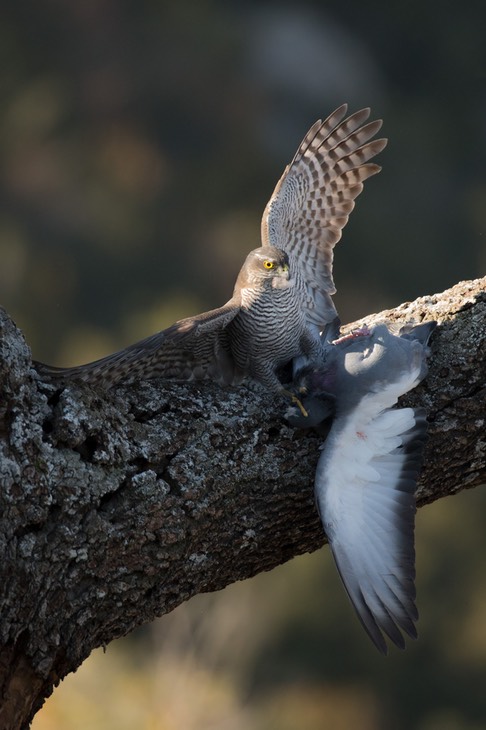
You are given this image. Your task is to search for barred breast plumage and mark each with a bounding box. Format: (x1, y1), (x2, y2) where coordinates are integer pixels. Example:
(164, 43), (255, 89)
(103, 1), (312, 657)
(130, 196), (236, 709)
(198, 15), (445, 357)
(227, 256), (313, 389)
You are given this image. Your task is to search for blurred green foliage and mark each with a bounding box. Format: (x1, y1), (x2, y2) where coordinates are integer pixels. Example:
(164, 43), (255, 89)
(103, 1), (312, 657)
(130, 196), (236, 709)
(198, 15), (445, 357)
(2, 0), (485, 365)
(2, 1), (484, 728)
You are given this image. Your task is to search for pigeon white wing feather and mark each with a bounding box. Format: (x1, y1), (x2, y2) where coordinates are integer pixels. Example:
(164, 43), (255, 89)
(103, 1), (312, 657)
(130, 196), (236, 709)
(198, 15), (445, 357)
(315, 377), (427, 654)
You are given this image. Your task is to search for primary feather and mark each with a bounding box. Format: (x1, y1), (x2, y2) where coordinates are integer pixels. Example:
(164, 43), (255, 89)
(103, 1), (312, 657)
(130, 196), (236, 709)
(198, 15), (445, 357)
(262, 104), (387, 330)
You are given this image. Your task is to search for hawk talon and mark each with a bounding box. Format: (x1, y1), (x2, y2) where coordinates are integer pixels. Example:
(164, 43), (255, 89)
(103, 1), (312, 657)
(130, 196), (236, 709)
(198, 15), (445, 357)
(282, 389), (309, 418)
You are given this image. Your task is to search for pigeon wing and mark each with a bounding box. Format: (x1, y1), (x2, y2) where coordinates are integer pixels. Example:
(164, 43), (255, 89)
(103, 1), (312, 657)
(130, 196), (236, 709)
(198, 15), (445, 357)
(316, 397), (428, 654)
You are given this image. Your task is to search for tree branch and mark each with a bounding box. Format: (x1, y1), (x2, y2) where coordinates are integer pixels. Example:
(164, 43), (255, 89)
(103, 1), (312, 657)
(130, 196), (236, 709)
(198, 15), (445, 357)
(1, 276), (485, 728)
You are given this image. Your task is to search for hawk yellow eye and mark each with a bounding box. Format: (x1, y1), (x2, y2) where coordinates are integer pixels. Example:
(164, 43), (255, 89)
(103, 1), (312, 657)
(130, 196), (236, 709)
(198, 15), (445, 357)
(263, 260), (275, 269)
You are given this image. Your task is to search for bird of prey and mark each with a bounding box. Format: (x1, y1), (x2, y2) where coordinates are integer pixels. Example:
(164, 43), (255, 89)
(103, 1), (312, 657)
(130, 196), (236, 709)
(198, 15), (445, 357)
(34, 104), (387, 411)
(287, 321), (436, 653)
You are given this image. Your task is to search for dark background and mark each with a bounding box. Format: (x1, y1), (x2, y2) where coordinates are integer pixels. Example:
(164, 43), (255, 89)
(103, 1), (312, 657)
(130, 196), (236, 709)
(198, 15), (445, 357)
(1, 2), (485, 728)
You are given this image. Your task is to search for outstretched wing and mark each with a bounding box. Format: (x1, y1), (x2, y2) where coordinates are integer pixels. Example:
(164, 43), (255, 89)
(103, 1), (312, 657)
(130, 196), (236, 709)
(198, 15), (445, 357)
(316, 403), (427, 654)
(261, 105), (387, 329)
(34, 301), (241, 386)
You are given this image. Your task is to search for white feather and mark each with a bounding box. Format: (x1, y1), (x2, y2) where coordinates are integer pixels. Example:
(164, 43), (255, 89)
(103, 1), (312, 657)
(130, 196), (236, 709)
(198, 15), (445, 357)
(315, 374), (426, 653)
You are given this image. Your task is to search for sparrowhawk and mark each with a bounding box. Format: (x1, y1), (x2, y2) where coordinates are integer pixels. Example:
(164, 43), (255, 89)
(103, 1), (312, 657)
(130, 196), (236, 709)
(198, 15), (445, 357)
(35, 105), (387, 408)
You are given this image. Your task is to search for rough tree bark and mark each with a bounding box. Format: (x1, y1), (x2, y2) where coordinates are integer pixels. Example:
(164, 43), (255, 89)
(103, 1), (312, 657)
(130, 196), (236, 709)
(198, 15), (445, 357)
(0, 276), (485, 729)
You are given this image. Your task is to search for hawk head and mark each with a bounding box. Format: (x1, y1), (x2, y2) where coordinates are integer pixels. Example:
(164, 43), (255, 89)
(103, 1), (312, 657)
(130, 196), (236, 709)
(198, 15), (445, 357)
(234, 246), (292, 292)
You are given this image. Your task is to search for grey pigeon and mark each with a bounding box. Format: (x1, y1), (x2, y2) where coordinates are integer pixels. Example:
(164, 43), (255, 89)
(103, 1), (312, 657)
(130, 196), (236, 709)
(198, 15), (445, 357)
(288, 321), (436, 653)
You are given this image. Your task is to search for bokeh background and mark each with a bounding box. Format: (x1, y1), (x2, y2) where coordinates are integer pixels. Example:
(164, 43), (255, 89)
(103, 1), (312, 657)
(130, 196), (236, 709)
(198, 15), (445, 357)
(1, 1), (485, 728)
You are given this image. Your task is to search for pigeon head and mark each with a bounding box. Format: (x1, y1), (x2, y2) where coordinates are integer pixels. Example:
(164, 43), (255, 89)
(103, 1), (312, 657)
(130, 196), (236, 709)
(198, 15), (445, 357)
(327, 323), (435, 409)
(291, 321), (436, 420)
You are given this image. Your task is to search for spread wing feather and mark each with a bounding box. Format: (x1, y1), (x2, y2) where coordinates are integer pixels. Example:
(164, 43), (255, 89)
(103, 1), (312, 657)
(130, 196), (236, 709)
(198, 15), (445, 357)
(261, 104), (387, 328)
(34, 301), (240, 386)
(315, 401), (427, 654)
